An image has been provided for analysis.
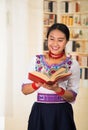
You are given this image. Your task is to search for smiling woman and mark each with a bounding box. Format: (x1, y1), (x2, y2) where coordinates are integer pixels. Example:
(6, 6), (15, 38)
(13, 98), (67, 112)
(22, 23), (80, 130)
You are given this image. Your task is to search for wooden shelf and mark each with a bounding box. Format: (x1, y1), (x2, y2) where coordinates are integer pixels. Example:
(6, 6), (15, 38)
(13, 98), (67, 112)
(70, 38), (88, 41)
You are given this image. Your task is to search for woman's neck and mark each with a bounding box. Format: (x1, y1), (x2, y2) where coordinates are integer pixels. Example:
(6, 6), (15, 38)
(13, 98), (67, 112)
(49, 51), (65, 59)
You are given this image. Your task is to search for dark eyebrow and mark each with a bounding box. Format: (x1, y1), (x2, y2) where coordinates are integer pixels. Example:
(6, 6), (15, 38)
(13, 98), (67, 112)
(49, 35), (54, 38)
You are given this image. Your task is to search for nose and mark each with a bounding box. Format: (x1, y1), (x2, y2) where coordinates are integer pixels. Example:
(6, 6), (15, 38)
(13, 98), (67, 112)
(53, 40), (58, 45)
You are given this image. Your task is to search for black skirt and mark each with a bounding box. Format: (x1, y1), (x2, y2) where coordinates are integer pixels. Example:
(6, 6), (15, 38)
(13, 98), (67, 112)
(28, 102), (76, 130)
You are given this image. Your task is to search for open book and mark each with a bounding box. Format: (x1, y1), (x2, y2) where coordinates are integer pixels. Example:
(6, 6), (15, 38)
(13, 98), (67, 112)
(28, 67), (71, 85)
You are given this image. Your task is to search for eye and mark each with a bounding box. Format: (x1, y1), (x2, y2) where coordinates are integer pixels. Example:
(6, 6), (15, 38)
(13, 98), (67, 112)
(58, 39), (63, 42)
(50, 38), (54, 40)
(49, 37), (54, 40)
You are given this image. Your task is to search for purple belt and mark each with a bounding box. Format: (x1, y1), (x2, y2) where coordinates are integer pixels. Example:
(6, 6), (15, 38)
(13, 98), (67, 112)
(37, 93), (66, 103)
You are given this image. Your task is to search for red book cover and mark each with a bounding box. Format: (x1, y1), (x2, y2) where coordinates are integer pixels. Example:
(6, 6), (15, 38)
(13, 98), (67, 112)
(28, 67), (72, 85)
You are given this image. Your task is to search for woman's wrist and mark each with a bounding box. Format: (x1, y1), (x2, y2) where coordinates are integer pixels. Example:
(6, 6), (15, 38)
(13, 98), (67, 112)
(32, 82), (40, 90)
(56, 87), (65, 96)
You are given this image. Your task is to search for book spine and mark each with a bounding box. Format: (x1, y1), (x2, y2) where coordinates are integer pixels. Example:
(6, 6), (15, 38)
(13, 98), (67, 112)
(72, 41), (76, 52)
(48, 1), (53, 12)
(84, 68), (88, 79)
(75, 2), (80, 12)
(65, 2), (69, 13)
(48, 1), (57, 13)
(80, 68), (82, 79)
(54, 14), (57, 23)
(43, 40), (48, 51)
(66, 41), (77, 53)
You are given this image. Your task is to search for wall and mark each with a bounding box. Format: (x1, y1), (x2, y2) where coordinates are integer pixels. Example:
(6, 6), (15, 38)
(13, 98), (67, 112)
(0, 0), (7, 129)
(5, 0), (43, 130)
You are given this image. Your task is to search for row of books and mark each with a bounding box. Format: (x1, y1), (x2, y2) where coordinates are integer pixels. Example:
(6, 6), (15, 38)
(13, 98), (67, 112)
(60, 1), (88, 13)
(61, 15), (73, 26)
(61, 14), (88, 27)
(44, 1), (57, 13)
(60, 1), (80, 13)
(44, 14), (57, 25)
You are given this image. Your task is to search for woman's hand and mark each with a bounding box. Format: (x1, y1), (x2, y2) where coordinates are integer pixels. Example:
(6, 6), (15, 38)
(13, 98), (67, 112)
(43, 82), (59, 92)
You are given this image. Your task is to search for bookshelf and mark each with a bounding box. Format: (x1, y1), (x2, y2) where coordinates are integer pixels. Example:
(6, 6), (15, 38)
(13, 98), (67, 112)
(43, 0), (57, 51)
(57, 0), (88, 80)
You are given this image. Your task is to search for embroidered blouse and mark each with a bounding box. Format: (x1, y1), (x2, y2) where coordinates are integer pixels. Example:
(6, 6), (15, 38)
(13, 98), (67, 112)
(23, 54), (80, 95)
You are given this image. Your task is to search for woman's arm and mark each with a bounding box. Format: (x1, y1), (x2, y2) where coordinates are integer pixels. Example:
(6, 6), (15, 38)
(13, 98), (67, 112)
(21, 82), (42, 95)
(42, 82), (76, 102)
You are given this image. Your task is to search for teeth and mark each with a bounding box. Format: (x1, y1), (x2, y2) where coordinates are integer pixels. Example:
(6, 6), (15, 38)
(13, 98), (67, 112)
(52, 47), (59, 50)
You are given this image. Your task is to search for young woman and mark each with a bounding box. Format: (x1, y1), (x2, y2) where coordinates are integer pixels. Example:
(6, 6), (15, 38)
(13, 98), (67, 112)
(22, 23), (80, 130)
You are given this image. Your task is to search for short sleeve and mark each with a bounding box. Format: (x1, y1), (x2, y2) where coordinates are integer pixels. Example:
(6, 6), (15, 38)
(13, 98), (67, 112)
(67, 59), (80, 94)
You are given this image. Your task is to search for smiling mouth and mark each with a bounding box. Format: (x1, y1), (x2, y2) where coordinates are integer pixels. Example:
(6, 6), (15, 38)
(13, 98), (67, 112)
(51, 46), (60, 51)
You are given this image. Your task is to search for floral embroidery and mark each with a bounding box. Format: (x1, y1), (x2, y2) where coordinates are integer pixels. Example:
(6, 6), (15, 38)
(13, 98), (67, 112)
(35, 55), (72, 76)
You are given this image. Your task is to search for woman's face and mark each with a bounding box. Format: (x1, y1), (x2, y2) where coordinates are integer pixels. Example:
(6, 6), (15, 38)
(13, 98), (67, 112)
(48, 29), (68, 55)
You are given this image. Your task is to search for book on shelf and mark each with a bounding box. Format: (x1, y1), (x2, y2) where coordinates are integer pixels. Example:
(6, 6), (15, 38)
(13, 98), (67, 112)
(80, 68), (83, 79)
(44, 1), (57, 13)
(80, 68), (88, 79)
(84, 68), (88, 79)
(61, 15), (73, 26)
(28, 67), (72, 85)
(60, 1), (69, 13)
(43, 40), (48, 51)
(44, 14), (57, 25)
(65, 2), (69, 13)
(48, 1), (57, 13)
(75, 2), (80, 12)
(66, 41), (77, 53)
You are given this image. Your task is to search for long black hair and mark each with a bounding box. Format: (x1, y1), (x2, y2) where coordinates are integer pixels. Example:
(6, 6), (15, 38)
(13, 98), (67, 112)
(47, 23), (70, 41)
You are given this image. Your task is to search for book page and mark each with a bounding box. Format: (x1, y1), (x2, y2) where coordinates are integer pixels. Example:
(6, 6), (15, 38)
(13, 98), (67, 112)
(50, 67), (67, 80)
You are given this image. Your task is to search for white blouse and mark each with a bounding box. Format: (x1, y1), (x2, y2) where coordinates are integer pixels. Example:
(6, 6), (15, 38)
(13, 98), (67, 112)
(22, 55), (80, 95)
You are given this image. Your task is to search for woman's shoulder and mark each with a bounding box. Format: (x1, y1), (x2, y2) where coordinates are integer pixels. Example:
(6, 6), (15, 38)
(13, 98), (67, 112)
(71, 57), (80, 67)
(66, 54), (79, 66)
(36, 53), (45, 58)
(36, 52), (49, 61)
(70, 56), (80, 72)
